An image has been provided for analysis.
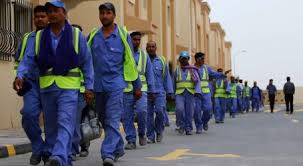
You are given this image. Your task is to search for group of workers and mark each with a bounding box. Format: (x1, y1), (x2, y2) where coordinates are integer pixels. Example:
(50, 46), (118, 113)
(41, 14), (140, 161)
(12, 1), (264, 166)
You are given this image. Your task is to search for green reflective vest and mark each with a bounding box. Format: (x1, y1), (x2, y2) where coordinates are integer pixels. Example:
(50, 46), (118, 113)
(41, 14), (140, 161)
(200, 65), (210, 93)
(243, 86), (250, 97)
(215, 80), (226, 98)
(175, 67), (195, 95)
(35, 27), (82, 89)
(87, 26), (138, 82)
(14, 32), (33, 75)
(124, 50), (148, 92)
(229, 83), (237, 98)
(158, 55), (166, 78)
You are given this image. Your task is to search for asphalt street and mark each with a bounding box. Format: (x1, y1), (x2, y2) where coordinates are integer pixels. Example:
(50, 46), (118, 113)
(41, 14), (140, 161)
(1, 105), (303, 166)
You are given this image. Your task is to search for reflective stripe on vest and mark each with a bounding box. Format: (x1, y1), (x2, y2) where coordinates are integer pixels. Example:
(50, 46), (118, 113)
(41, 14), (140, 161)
(215, 80), (226, 98)
(176, 67), (195, 95)
(14, 32), (33, 74)
(35, 27), (81, 89)
(158, 55), (166, 78)
(200, 65), (210, 93)
(229, 83), (237, 98)
(87, 26), (138, 82)
(243, 86), (250, 97)
(124, 50), (148, 92)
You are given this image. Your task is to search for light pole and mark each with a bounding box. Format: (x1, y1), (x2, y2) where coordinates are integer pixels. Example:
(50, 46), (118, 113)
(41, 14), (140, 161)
(233, 50), (247, 77)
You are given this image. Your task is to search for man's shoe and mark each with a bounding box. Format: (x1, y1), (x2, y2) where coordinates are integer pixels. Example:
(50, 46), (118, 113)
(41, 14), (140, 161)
(177, 128), (185, 135)
(165, 123), (170, 127)
(30, 154), (41, 165)
(196, 130), (202, 134)
(124, 142), (136, 150)
(147, 139), (155, 144)
(103, 158), (114, 166)
(70, 154), (77, 162)
(220, 120), (224, 123)
(203, 124), (209, 131)
(47, 158), (61, 166)
(156, 134), (163, 143)
(186, 131), (193, 135)
(139, 136), (147, 146)
(79, 149), (89, 157)
(114, 151), (125, 162)
(215, 121), (220, 124)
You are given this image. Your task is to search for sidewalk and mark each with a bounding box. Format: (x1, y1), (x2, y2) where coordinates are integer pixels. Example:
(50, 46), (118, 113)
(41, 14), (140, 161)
(0, 128), (31, 158)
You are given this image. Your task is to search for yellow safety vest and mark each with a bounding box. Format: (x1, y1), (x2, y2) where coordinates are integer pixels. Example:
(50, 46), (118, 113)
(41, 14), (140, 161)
(35, 27), (81, 89)
(243, 86), (250, 97)
(200, 65), (210, 93)
(14, 32), (33, 75)
(87, 26), (138, 82)
(124, 50), (148, 92)
(175, 67), (195, 95)
(215, 80), (226, 98)
(228, 83), (237, 98)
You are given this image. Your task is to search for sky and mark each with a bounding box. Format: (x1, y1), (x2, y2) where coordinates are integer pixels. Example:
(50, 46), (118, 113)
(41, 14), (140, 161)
(205, 0), (303, 89)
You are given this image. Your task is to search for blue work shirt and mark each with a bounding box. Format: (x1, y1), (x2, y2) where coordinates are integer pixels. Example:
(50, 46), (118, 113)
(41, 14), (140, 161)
(266, 84), (277, 95)
(149, 55), (174, 94)
(197, 65), (225, 94)
(172, 68), (201, 94)
(90, 24), (139, 92)
(251, 86), (262, 99)
(134, 49), (155, 93)
(16, 32), (39, 80)
(17, 26), (94, 92)
(236, 84), (243, 98)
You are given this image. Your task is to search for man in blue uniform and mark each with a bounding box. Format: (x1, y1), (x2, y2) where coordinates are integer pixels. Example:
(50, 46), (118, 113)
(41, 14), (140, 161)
(88, 2), (139, 166)
(122, 31), (155, 150)
(193, 52), (229, 133)
(226, 76), (239, 118)
(251, 81), (262, 112)
(146, 41), (173, 143)
(266, 79), (277, 113)
(15, 1), (94, 166)
(13, 5), (48, 165)
(173, 51), (201, 135)
(242, 81), (251, 113)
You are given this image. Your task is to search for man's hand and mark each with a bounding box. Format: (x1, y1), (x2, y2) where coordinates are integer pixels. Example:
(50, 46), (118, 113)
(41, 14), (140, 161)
(13, 78), (24, 92)
(225, 69), (232, 75)
(134, 89), (142, 100)
(84, 89), (94, 105)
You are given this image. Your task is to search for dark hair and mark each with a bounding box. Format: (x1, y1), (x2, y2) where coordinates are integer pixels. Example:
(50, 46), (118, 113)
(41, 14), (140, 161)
(130, 31), (142, 37)
(34, 5), (47, 14)
(194, 52), (205, 59)
(72, 24), (83, 32)
(217, 68), (223, 72)
(99, 3), (116, 15)
(287, 76), (290, 81)
(269, 79), (273, 82)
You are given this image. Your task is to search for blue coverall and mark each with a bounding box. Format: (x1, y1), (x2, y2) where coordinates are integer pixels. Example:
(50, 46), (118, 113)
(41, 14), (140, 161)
(214, 78), (229, 122)
(251, 86), (262, 112)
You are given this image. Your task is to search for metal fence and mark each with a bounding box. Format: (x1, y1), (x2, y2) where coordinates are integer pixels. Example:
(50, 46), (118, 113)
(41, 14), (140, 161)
(0, 0), (32, 62)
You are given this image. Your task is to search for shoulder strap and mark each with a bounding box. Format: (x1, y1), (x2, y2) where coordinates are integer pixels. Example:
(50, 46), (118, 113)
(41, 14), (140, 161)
(158, 55), (166, 78)
(17, 32), (33, 62)
(35, 30), (43, 56)
(87, 27), (99, 47)
(72, 27), (80, 54)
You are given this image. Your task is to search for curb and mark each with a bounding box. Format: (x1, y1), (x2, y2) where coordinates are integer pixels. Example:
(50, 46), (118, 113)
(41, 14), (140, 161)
(0, 143), (32, 158)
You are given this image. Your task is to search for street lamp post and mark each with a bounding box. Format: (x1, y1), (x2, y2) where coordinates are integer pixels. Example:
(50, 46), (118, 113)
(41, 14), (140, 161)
(233, 50), (247, 77)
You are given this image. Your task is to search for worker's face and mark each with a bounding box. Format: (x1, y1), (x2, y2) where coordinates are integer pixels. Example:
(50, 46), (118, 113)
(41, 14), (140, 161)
(245, 82), (248, 86)
(47, 6), (66, 24)
(195, 57), (205, 65)
(146, 42), (157, 55)
(231, 77), (235, 83)
(99, 9), (115, 27)
(34, 12), (48, 30)
(131, 35), (141, 50)
(254, 82), (257, 86)
(270, 80), (273, 84)
(179, 57), (189, 66)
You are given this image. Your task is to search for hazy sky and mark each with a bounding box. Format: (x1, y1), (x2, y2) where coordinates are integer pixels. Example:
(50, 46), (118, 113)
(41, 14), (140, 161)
(206, 0), (302, 89)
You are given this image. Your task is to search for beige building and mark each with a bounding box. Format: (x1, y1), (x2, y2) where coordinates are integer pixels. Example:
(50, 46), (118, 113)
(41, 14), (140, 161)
(0, 0), (232, 129)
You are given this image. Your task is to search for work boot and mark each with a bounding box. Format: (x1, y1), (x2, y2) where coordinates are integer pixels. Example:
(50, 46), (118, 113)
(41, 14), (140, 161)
(45, 158), (61, 166)
(30, 154), (41, 165)
(114, 151), (125, 162)
(103, 158), (114, 166)
(79, 149), (89, 157)
(70, 154), (77, 162)
(147, 139), (155, 144)
(186, 131), (193, 135)
(124, 142), (136, 150)
(177, 128), (185, 135)
(196, 129), (202, 134)
(203, 124), (209, 131)
(156, 134), (163, 143)
(139, 136), (147, 146)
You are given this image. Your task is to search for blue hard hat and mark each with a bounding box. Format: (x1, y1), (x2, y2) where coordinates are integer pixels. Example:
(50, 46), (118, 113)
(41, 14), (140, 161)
(45, 0), (66, 10)
(179, 51), (190, 59)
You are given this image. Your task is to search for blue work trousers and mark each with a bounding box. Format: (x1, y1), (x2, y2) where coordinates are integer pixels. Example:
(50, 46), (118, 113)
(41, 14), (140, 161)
(194, 93), (212, 131)
(175, 90), (194, 132)
(41, 88), (78, 166)
(243, 97), (250, 112)
(227, 98), (237, 116)
(147, 93), (166, 141)
(21, 79), (44, 156)
(214, 97), (227, 122)
(95, 91), (124, 160)
(252, 97), (260, 112)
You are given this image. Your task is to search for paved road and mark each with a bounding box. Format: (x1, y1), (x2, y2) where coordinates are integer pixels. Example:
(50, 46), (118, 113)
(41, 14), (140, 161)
(1, 106), (303, 166)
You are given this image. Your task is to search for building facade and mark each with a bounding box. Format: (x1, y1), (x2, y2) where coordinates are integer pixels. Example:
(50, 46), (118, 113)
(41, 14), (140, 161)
(0, 0), (232, 129)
